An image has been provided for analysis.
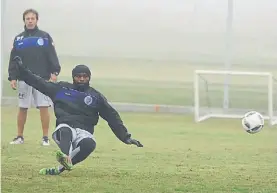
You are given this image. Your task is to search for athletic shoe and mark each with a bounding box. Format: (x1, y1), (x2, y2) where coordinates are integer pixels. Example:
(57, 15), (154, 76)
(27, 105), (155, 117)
(42, 136), (50, 146)
(56, 150), (73, 170)
(10, 136), (24, 144)
(39, 167), (60, 175)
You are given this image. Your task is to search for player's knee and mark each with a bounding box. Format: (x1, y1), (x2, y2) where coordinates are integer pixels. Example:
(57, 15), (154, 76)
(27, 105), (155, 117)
(59, 126), (71, 134)
(78, 138), (96, 154)
(57, 127), (72, 141)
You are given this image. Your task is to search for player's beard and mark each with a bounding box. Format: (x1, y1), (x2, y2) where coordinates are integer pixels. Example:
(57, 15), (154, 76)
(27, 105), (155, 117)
(73, 82), (89, 92)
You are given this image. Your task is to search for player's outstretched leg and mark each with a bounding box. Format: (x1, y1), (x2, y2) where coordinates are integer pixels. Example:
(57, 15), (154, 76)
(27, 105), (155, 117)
(39, 138), (96, 175)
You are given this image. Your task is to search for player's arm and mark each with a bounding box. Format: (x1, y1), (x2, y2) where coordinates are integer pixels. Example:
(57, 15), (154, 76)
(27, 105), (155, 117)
(14, 56), (60, 100)
(8, 38), (19, 81)
(46, 34), (61, 77)
(98, 94), (143, 147)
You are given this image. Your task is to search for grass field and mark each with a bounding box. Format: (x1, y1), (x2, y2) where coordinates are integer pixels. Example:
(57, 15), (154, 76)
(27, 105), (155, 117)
(1, 107), (277, 193)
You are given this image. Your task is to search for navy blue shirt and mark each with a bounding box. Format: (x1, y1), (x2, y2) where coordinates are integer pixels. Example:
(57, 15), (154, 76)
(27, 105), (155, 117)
(17, 65), (132, 144)
(8, 26), (60, 81)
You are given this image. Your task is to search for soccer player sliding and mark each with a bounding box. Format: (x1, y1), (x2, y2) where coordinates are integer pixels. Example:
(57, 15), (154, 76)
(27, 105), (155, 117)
(12, 56), (143, 175)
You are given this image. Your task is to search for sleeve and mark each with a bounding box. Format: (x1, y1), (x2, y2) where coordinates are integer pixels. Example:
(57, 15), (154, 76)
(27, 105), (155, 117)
(46, 34), (61, 75)
(98, 94), (131, 144)
(18, 65), (60, 100)
(8, 38), (18, 81)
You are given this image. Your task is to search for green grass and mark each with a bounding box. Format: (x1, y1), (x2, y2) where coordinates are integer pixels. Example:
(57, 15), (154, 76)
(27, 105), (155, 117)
(2, 107), (277, 193)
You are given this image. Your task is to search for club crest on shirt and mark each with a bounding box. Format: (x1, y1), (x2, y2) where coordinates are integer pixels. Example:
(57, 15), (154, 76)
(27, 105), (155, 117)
(84, 96), (93, 106)
(37, 38), (44, 46)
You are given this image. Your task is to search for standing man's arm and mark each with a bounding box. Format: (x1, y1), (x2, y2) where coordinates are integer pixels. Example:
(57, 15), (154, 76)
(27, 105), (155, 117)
(8, 38), (18, 90)
(46, 34), (60, 82)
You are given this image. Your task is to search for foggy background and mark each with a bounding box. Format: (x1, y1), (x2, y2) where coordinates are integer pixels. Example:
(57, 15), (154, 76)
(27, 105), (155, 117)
(3, 0), (277, 65)
(2, 0), (277, 118)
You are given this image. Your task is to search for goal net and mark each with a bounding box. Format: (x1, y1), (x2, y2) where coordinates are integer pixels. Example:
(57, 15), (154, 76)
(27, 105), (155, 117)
(194, 70), (277, 126)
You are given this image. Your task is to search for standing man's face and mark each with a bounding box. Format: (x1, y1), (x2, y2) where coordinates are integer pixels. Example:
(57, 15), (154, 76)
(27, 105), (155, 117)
(24, 12), (37, 29)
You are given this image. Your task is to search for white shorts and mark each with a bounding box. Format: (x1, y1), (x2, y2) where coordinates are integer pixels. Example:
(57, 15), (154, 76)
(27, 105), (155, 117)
(52, 123), (96, 149)
(18, 81), (52, 108)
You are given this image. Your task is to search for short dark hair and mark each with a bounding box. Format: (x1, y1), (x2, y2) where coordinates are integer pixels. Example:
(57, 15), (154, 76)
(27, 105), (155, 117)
(23, 9), (39, 21)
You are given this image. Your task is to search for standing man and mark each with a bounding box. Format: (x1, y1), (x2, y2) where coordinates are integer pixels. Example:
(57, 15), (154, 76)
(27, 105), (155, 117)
(8, 9), (61, 146)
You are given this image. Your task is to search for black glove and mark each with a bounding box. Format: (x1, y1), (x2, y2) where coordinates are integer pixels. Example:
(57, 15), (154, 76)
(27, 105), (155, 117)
(125, 138), (143, 147)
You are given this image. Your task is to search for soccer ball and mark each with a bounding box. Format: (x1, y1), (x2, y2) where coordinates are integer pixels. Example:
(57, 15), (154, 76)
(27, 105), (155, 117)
(242, 111), (264, 134)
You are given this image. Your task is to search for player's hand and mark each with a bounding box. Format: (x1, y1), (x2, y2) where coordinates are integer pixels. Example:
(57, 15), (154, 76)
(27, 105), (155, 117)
(10, 80), (17, 90)
(125, 138), (143, 147)
(50, 74), (57, 82)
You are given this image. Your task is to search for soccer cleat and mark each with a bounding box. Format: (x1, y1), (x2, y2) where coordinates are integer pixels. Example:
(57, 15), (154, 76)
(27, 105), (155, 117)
(56, 150), (73, 170)
(39, 167), (60, 175)
(10, 136), (24, 144)
(42, 136), (50, 146)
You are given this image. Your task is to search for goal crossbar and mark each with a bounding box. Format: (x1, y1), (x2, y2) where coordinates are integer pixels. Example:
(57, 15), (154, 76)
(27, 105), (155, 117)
(194, 69), (276, 126)
(195, 70), (272, 76)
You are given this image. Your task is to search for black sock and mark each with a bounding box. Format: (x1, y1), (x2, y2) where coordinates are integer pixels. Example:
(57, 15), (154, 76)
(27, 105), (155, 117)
(59, 167), (65, 173)
(58, 127), (73, 155)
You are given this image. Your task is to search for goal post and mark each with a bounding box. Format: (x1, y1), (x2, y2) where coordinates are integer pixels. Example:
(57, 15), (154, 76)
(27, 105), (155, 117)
(194, 70), (277, 126)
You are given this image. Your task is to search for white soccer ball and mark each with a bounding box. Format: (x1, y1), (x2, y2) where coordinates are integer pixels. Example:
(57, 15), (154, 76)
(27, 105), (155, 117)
(242, 111), (264, 134)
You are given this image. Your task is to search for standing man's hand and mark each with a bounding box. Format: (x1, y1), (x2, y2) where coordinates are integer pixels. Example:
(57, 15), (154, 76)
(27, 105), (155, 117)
(10, 80), (17, 90)
(50, 73), (57, 82)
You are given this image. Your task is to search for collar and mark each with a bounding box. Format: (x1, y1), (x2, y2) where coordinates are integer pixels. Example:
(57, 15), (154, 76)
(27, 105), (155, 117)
(24, 25), (39, 35)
